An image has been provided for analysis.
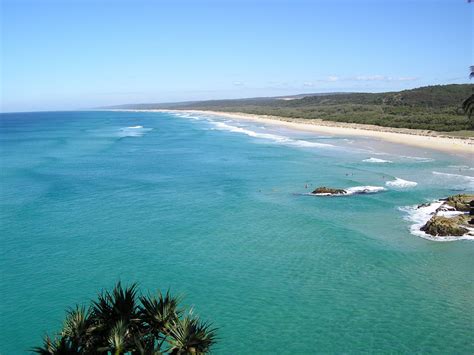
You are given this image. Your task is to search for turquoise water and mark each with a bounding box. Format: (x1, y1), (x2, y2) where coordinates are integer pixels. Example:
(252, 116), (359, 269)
(0, 110), (473, 353)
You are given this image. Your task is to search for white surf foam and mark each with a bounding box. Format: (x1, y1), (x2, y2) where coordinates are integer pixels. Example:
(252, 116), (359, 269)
(210, 121), (334, 148)
(448, 165), (473, 170)
(173, 113), (204, 120)
(401, 155), (435, 163)
(345, 186), (386, 195)
(363, 157), (392, 163)
(386, 177), (418, 188)
(432, 171), (474, 181)
(432, 171), (474, 189)
(118, 126), (153, 137)
(399, 202), (474, 242)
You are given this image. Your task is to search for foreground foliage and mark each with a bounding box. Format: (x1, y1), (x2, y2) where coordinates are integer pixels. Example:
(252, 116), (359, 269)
(32, 282), (216, 354)
(462, 66), (474, 123)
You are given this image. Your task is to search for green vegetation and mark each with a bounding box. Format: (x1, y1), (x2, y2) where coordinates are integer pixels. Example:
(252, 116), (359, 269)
(109, 84), (474, 132)
(32, 282), (216, 355)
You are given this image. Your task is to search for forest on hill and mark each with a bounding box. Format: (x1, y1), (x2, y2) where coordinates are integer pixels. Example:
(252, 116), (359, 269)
(109, 84), (474, 132)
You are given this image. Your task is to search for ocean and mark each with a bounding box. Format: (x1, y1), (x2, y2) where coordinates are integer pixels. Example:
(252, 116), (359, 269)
(0, 110), (473, 353)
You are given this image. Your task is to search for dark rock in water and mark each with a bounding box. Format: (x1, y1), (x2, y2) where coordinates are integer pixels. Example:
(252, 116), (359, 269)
(421, 215), (469, 237)
(312, 186), (346, 195)
(417, 202), (431, 209)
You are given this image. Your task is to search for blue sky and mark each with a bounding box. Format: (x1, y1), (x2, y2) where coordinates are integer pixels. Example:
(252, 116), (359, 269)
(1, 0), (472, 112)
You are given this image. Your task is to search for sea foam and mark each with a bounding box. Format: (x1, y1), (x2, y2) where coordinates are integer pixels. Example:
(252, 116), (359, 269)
(363, 157), (392, 163)
(210, 121), (334, 148)
(432, 171), (474, 189)
(118, 126), (152, 137)
(401, 156), (435, 163)
(386, 177), (418, 188)
(344, 186), (386, 195)
(432, 171), (474, 181)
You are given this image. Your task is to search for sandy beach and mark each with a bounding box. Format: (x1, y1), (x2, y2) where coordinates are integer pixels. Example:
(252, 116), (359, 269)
(120, 109), (474, 154)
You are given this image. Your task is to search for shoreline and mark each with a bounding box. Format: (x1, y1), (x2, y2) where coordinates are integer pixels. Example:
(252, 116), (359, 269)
(111, 109), (474, 154)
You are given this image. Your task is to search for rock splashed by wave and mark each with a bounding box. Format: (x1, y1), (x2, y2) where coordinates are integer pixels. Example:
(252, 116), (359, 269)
(310, 185), (386, 196)
(400, 195), (474, 242)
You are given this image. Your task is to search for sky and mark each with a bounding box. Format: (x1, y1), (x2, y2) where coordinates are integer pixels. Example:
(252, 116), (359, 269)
(1, 0), (473, 112)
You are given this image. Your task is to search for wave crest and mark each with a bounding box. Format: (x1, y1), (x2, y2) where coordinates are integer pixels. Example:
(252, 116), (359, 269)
(363, 157), (392, 163)
(432, 171), (474, 189)
(210, 121), (334, 148)
(119, 126), (152, 137)
(386, 177), (417, 188)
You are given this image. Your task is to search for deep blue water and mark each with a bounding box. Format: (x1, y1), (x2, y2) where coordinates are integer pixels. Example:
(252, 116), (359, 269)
(0, 110), (473, 353)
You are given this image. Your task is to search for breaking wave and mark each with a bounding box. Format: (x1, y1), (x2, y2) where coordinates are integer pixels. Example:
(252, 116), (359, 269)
(386, 177), (418, 188)
(118, 126), (153, 137)
(401, 156), (435, 163)
(432, 171), (474, 189)
(448, 165), (474, 170)
(345, 186), (386, 195)
(432, 171), (474, 181)
(363, 157), (392, 163)
(210, 121), (334, 148)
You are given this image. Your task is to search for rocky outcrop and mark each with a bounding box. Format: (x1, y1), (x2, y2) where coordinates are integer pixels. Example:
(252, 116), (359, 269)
(418, 194), (473, 238)
(312, 186), (346, 195)
(421, 215), (469, 237)
(444, 194), (472, 212)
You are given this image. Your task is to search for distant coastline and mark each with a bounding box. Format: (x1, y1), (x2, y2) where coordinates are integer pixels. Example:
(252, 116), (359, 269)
(109, 109), (474, 154)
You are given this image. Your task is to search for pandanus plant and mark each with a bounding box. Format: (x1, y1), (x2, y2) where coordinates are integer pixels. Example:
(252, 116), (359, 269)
(32, 282), (217, 354)
(462, 66), (474, 126)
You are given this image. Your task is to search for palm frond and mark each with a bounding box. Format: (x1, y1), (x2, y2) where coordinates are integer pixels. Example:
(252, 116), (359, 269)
(60, 305), (93, 349)
(31, 335), (81, 354)
(462, 94), (474, 120)
(139, 290), (182, 337)
(32, 282), (216, 354)
(107, 319), (129, 355)
(91, 282), (140, 332)
(166, 313), (217, 355)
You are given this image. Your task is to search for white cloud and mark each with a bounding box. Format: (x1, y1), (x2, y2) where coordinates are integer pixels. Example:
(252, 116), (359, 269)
(397, 76), (418, 81)
(353, 75), (418, 82)
(310, 75), (418, 84)
(354, 75), (387, 81)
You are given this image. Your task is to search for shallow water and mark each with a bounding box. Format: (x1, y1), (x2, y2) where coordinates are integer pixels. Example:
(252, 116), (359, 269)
(1, 111), (473, 353)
